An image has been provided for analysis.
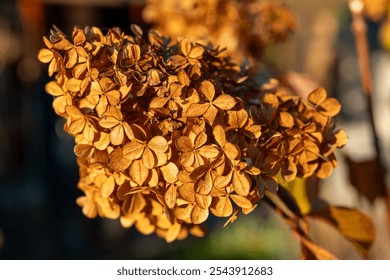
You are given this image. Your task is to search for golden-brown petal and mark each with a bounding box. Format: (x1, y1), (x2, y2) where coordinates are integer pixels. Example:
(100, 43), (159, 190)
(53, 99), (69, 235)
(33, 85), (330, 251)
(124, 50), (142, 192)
(185, 103), (209, 117)
(229, 194), (253, 209)
(213, 94), (237, 110)
(100, 176), (115, 198)
(212, 196), (233, 217)
(45, 81), (64, 97)
(37, 48), (54, 63)
(198, 145), (220, 158)
(308, 87), (327, 105)
(122, 141), (145, 160)
(176, 136), (193, 152)
(199, 80), (215, 101)
(148, 136), (169, 153)
(164, 184), (177, 209)
(232, 171), (251, 196)
(129, 159), (149, 186)
(319, 98), (341, 117)
(191, 205), (209, 224)
(279, 111), (295, 128)
(161, 162), (179, 183)
(110, 124), (124, 146)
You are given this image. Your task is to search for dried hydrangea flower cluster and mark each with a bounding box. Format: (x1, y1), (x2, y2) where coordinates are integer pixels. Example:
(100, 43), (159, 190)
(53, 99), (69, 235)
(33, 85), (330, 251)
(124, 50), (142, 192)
(143, 0), (297, 62)
(38, 25), (346, 242)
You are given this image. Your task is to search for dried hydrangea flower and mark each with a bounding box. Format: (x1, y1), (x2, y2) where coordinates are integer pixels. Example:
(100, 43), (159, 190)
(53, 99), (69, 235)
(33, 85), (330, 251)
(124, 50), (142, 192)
(143, 0), (297, 62)
(38, 25), (346, 242)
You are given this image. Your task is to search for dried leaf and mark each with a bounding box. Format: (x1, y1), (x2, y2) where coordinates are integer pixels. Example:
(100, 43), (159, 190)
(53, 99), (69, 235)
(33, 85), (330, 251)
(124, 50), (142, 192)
(309, 203), (376, 257)
(299, 235), (338, 260)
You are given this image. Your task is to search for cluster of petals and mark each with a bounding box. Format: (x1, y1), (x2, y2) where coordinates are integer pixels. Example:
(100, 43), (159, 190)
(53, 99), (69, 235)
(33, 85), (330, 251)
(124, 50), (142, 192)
(143, 0), (297, 62)
(38, 25), (346, 242)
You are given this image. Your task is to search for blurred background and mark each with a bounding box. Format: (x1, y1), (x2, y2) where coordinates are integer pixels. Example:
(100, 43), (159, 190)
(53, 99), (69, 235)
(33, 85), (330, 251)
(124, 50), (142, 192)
(0, 0), (389, 259)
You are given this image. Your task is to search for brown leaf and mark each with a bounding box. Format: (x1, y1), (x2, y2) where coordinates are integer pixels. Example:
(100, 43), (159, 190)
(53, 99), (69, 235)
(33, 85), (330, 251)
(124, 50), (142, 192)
(299, 235), (338, 260)
(228, 108), (248, 128)
(309, 202), (376, 257)
(150, 97), (168, 108)
(203, 105), (218, 125)
(110, 124), (125, 145)
(213, 125), (226, 147)
(189, 45), (204, 58)
(99, 116), (120, 129)
(170, 55), (187, 67)
(94, 132), (110, 151)
(177, 69), (190, 86)
(76, 195), (97, 219)
(345, 156), (387, 203)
